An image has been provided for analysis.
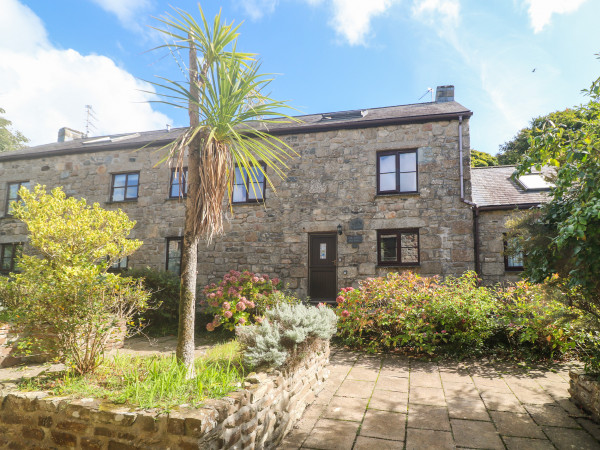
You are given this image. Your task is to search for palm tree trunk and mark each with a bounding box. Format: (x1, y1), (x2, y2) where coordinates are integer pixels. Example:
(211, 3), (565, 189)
(176, 32), (201, 376)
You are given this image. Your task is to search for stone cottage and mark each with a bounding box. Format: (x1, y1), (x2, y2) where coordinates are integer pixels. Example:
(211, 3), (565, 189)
(0, 86), (549, 299)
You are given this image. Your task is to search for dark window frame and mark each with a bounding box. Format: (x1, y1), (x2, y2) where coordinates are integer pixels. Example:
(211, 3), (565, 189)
(0, 242), (22, 274)
(165, 237), (183, 276)
(5, 181), (30, 216)
(169, 167), (188, 199)
(376, 228), (420, 266)
(110, 171), (140, 202)
(376, 149), (418, 195)
(232, 163), (267, 204)
(108, 256), (129, 272)
(504, 235), (524, 271)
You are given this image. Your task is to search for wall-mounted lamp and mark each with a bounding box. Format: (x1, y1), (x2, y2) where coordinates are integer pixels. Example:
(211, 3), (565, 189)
(337, 224), (343, 235)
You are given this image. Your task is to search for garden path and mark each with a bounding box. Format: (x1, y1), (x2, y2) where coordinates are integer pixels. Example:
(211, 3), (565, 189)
(281, 347), (600, 450)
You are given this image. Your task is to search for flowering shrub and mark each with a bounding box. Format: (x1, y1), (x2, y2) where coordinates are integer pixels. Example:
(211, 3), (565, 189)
(203, 270), (294, 331)
(336, 271), (581, 358)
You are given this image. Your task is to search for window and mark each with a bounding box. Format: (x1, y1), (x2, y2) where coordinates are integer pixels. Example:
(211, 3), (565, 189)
(504, 236), (524, 271)
(109, 256), (128, 272)
(6, 181), (30, 215)
(110, 172), (139, 202)
(169, 168), (188, 198)
(166, 237), (183, 275)
(377, 229), (420, 266)
(377, 150), (418, 194)
(233, 164), (266, 203)
(0, 243), (22, 274)
(516, 173), (552, 191)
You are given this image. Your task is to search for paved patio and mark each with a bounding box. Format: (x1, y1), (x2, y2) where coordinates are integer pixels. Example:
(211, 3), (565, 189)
(281, 348), (600, 449)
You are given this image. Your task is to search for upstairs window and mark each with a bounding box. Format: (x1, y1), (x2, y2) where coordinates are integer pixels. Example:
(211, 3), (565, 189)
(6, 181), (30, 215)
(111, 172), (139, 202)
(109, 256), (128, 272)
(169, 168), (188, 198)
(166, 237), (183, 276)
(0, 243), (22, 274)
(377, 229), (420, 266)
(377, 150), (418, 194)
(504, 236), (524, 271)
(233, 164), (266, 203)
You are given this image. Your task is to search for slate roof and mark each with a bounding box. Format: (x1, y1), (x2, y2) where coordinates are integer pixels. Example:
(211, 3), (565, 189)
(471, 165), (550, 208)
(0, 101), (471, 162)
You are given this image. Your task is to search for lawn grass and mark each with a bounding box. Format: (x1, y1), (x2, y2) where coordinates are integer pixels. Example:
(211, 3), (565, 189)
(19, 340), (244, 411)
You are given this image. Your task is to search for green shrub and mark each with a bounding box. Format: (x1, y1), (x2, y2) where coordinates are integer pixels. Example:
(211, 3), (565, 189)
(5, 185), (150, 374)
(127, 268), (180, 334)
(336, 271), (581, 359)
(203, 270), (293, 331)
(236, 303), (337, 369)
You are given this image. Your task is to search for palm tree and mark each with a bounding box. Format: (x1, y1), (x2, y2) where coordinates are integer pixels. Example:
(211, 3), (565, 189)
(151, 6), (297, 374)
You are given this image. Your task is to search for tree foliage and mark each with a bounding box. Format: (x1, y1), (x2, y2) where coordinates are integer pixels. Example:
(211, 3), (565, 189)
(0, 186), (149, 374)
(471, 149), (498, 167)
(512, 67), (600, 320)
(497, 108), (583, 165)
(0, 107), (28, 152)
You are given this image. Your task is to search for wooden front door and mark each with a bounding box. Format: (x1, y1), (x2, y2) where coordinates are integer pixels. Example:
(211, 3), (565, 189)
(309, 233), (337, 300)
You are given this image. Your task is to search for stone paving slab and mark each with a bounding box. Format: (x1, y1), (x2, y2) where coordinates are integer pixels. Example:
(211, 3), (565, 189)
(283, 347), (600, 449)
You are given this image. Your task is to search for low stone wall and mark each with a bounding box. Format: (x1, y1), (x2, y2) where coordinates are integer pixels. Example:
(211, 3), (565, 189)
(569, 370), (600, 422)
(0, 341), (330, 449)
(0, 321), (127, 368)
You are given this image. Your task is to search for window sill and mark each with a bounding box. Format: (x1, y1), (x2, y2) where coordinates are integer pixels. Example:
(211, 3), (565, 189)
(505, 268), (524, 272)
(375, 192), (420, 199)
(233, 201), (265, 206)
(376, 264), (420, 268)
(166, 196), (187, 201)
(105, 199), (139, 205)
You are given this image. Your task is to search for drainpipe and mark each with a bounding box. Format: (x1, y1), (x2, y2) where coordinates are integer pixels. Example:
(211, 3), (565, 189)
(457, 115), (480, 275)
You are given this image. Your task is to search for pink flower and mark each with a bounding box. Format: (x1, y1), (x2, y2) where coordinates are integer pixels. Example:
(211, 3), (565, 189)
(222, 302), (231, 310)
(441, 330), (447, 334)
(263, 275), (270, 281)
(255, 316), (263, 324)
(208, 293), (216, 299)
(346, 287), (354, 292)
(213, 315), (221, 323)
(209, 301), (219, 308)
(224, 310), (233, 319)
(341, 310), (350, 318)
(259, 278), (265, 283)
(206, 323), (215, 332)
(236, 301), (246, 311)
(272, 278), (280, 285)
(238, 317), (246, 325)
(336, 296), (344, 304)
(228, 287), (238, 296)
(252, 276), (259, 283)
(216, 289), (223, 297)
(318, 302), (326, 308)
(248, 301), (255, 308)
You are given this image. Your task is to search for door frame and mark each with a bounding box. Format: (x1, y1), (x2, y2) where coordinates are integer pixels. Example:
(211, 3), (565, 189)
(308, 231), (338, 300)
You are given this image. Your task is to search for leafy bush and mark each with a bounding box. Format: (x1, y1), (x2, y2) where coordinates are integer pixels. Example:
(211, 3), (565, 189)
(336, 271), (581, 358)
(3, 185), (150, 374)
(236, 303), (337, 369)
(203, 270), (295, 331)
(127, 268), (180, 334)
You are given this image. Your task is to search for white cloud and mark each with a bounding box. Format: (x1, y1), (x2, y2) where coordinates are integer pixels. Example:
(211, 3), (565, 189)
(89, 0), (152, 27)
(411, 0), (460, 27)
(524, 0), (588, 33)
(0, 0), (171, 146)
(237, 0), (279, 21)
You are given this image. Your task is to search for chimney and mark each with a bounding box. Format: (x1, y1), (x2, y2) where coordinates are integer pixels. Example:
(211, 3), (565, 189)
(58, 127), (85, 142)
(435, 85), (455, 103)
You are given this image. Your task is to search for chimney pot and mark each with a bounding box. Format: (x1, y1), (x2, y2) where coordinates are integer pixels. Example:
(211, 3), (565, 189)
(58, 127), (85, 142)
(435, 85), (455, 103)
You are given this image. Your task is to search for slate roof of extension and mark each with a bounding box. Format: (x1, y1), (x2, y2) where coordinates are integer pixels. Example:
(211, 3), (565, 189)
(471, 165), (549, 208)
(0, 100), (472, 162)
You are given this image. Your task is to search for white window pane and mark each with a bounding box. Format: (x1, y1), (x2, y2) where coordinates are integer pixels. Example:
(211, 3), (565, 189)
(399, 172), (417, 192)
(234, 167), (243, 185)
(380, 235), (397, 262)
(379, 173), (396, 191)
(113, 174), (127, 188)
(233, 185), (246, 202)
(112, 188), (125, 202)
(8, 184), (19, 201)
(379, 154), (396, 173)
(128, 173), (139, 186)
(126, 186), (138, 199)
(248, 181), (263, 200)
(399, 152), (416, 172)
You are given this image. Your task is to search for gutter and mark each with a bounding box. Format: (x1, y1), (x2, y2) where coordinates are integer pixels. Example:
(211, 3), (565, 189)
(477, 203), (541, 211)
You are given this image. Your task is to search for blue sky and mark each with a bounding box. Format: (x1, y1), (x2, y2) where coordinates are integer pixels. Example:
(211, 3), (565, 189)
(1, 0), (599, 155)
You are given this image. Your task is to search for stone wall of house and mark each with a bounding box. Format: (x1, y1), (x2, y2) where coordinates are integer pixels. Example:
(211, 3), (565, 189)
(0, 341), (330, 449)
(477, 209), (523, 285)
(0, 118), (475, 297)
(0, 322), (126, 368)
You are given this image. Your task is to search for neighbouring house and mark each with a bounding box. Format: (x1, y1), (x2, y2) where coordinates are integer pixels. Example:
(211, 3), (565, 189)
(0, 86), (549, 300)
